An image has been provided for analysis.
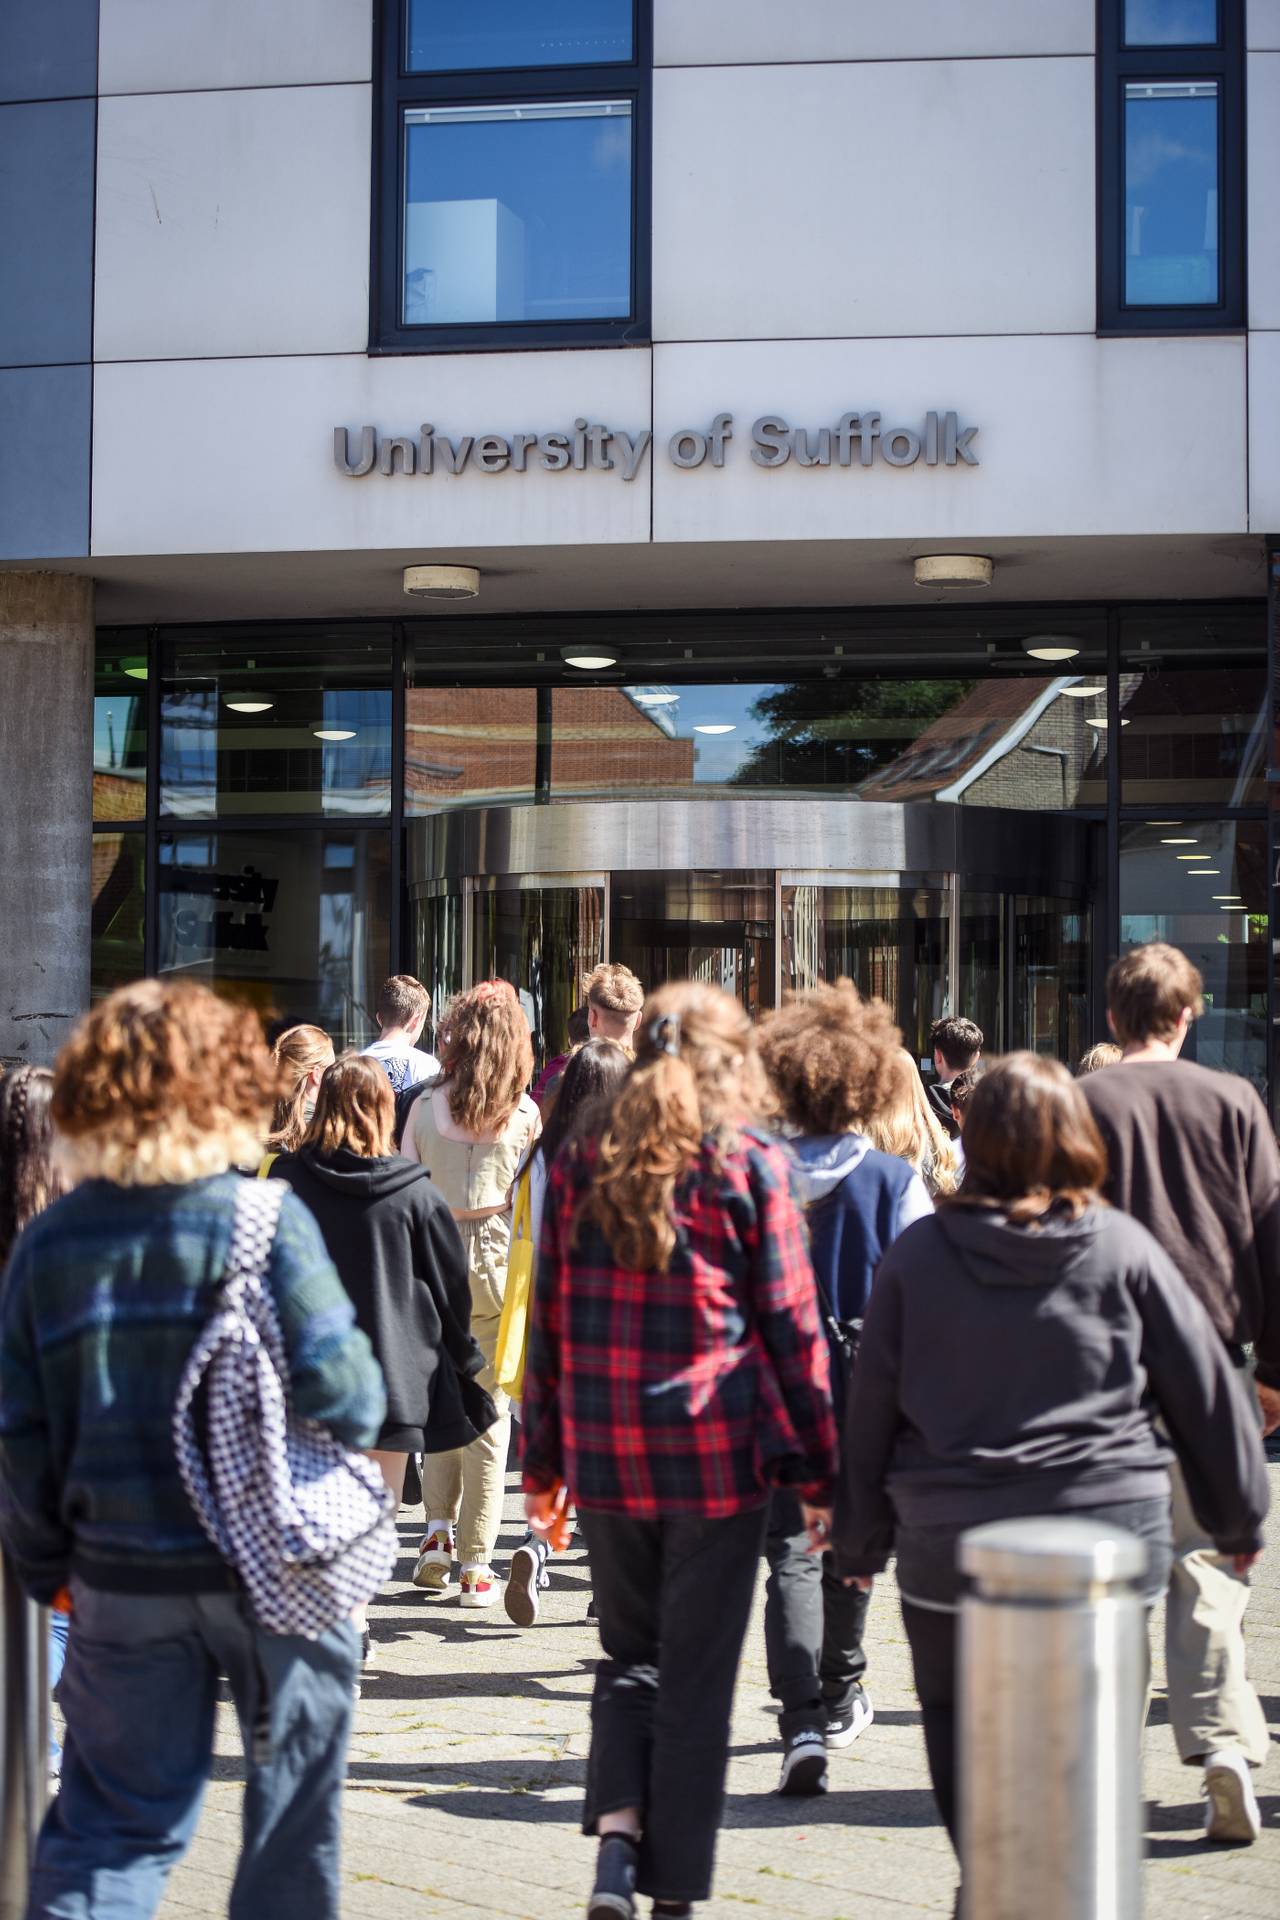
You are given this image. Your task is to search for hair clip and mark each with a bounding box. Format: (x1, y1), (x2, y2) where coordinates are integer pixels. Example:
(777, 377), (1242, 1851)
(648, 1012), (682, 1058)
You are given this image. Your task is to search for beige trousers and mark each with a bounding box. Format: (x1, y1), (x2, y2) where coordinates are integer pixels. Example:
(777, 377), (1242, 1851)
(420, 1308), (511, 1569)
(1165, 1454), (1268, 1766)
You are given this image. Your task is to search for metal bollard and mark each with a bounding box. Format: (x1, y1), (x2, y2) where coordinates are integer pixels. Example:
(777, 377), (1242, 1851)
(958, 1518), (1148, 1920)
(0, 1551), (49, 1920)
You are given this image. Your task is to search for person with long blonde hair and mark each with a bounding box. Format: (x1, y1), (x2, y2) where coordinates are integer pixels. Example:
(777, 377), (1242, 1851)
(863, 1046), (959, 1197)
(521, 983), (837, 1920)
(402, 980), (540, 1606)
(266, 1023), (335, 1154)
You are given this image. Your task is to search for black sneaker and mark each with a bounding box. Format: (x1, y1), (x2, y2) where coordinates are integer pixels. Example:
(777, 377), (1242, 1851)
(504, 1540), (549, 1627)
(826, 1683), (873, 1749)
(589, 1835), (639, 1919)
(777, 1727), (828, 1796)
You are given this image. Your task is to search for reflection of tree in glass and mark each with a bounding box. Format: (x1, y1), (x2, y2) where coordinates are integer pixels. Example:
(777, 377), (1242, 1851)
(729, 680), (976, 788)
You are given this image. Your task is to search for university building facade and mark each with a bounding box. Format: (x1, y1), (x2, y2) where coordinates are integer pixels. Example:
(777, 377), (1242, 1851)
(3, 1), (1280, 1100)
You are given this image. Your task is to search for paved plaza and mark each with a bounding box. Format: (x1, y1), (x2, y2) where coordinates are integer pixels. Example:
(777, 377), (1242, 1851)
(156, 1462), (1280, 1920)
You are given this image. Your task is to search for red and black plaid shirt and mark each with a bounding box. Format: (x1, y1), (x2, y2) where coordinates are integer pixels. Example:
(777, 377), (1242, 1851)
(521, 1129), (838, 1519)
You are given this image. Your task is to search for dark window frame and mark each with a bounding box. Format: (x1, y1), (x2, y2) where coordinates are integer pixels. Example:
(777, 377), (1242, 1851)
(370, 0), (653, 354)
(1096, 0), (1246, 333)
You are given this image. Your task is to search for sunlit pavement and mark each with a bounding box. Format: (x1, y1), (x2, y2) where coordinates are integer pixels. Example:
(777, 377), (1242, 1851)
(156, 1460), (1280, 1919)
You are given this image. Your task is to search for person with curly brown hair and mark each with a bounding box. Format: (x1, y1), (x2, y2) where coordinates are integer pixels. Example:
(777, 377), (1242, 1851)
(0, 980), (386, 1920)
(402, 979), (540, 1606)
(757, 981), (933, 1794)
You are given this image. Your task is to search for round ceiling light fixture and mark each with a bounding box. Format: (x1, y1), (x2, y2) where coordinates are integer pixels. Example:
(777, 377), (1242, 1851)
(561, 645), (618, 671)
(694, 723), (736, 735)
(121, 657), (149, 681)
(1024, 635), (1081, 662)
(224, 698), (273, 714)
(403, 564), (480, 600)
(1058, 683), (1105, 698)
(314, 728), (357, 742)
(913, 553), (993, 589)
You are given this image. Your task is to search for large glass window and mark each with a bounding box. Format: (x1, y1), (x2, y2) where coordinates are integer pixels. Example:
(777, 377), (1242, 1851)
(1119, 818), (1267, 1092)
(613, 874), (776, 1023)
(94, 640), (148, 823)
(405, 687), (538, 814)
(1098, 0), (1243, 330)
(781, 883), (950, 1066)
(1119, 609), (1264, 806)
(160, 633), (392, 820)
(91, 833), (145, 1003)
(157, 830), (390, 1050)
(377, 1), (648, 351)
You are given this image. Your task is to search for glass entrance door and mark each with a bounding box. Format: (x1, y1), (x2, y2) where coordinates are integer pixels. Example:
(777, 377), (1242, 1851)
(610, 872), (777, 1021)
(779, 877), (951, 1065)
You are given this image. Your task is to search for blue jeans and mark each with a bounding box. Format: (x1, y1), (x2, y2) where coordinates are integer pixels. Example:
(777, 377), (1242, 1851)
(27, 1582), (358, 1920)
(48, 1609), (70, 1766)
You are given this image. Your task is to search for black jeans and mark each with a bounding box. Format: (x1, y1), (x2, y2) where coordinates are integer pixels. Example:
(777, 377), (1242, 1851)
(578, 1505), (768, 1905)
(897, 1493), (1174, 1849)
(763, 1488), (871, 1740)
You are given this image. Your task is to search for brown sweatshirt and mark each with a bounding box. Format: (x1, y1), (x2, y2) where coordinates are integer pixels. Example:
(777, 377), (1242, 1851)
(1082, 1059), (1280, 1389)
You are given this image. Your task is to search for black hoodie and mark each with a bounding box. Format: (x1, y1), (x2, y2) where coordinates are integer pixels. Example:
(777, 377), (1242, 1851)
(833, 1202), (1269, 1579)
(270, 1148), (495, 1452)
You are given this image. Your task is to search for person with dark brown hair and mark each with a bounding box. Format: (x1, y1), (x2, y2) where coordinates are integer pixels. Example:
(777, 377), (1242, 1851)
(0, 981), (385, 1920)
(268, 1055), (495, 1674)
(402, 980), (540, 1606)
(757, 982), (932, 1791)
(832, 1052), (1268, 1870)
(925, 1014), (983, 1139)
(521, 983), (837, 1920)
(1082, 940), (1280, 1840)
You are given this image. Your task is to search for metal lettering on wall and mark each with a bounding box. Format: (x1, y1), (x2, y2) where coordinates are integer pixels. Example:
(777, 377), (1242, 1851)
(332, 412), (979, 483)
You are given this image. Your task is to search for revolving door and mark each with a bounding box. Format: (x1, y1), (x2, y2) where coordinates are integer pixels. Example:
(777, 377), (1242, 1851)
(409, 800), (1098, 1069)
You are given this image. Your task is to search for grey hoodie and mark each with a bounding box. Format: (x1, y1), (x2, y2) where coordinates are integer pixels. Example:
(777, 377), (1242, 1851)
(832, 1202), (1269, 1578)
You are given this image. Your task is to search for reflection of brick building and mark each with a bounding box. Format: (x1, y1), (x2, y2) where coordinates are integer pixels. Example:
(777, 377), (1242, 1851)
(405, 686), (695, 807)
(91, 769), (146, 821)
(858, 678), (1107, 809)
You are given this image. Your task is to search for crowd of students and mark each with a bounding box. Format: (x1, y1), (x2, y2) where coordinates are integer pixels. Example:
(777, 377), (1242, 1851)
(0, 942), (1275, 1920)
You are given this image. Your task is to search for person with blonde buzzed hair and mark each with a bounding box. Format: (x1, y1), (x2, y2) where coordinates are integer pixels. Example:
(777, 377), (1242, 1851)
(583, 962), (645, 1048)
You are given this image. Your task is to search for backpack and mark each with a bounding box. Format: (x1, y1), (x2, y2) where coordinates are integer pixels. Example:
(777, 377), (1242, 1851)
(173, 1179), (398, 1640)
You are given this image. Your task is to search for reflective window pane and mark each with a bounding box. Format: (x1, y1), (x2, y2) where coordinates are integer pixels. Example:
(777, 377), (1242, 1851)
(1123, 0), (1217, 45)
(91, 832), (145, 1002)
(160, 634), (392, 820)
(1119, 820), (1267, 1094)
(781, 884), (950, 1066)
(613, 874), (776, 1023)
(1119, 612), (1265, 805)
(94, 641), (148, 822)
(405, 688), (537, 814)
(403, 101), (633, 325)
(157, 830), (390, 1051)
(551, 674), (1108, 809)
(958, 891), (1004, 1054)
(469, 884), (604, 1067)
(1124, 80), (1219, 306)
(407, 0), (633, 72)
(1013, 898), (1090, 1066)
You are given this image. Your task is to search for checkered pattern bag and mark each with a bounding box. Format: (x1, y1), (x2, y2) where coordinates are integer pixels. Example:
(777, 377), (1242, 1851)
(173, 1179), (397, 1639)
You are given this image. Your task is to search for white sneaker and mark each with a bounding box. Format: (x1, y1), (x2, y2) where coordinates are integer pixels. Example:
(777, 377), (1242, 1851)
(459, 1564), (499, 1608)
(1202, 1750), (1261, 1844)
(413, 1525), (454, 1593)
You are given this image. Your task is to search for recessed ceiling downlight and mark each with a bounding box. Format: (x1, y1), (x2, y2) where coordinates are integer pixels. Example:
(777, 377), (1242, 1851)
(913, 554), (993, 589)
(1025, 636), (1081, 662)
(561, 646), (618, 670)
(403, 564), (480, 600)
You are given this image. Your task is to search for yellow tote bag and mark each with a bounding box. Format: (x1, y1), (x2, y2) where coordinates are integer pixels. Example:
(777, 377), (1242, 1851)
(494, 1167), (535, 1399)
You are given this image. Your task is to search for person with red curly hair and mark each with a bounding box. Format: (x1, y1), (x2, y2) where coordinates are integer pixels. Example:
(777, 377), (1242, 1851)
(402, 979), (540, 1607)
(0, 980), (386, 1920)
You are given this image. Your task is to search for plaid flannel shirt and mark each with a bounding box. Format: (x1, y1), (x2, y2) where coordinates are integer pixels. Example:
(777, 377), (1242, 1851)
(521, 1129), (838, 1519)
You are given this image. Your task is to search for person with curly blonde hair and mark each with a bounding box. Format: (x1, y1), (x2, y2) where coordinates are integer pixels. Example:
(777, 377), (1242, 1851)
(864, 1046), (960, 1198)
(265, 1022), (335, 1155)
(402, 979), (540, 1606)
(756, 981), (933, 1793)
(521, 983), (837, 1920)
(0, 980), (385, 1920)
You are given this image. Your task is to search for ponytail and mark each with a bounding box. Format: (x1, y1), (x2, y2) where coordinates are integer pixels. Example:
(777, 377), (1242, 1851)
(579, 982), (765, 1272)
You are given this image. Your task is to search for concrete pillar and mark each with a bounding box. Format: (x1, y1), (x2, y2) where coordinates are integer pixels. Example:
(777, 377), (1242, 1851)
(0, 572), (93, 1068)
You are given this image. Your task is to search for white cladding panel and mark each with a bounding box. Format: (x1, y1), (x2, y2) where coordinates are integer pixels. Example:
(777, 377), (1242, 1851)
(97, 0), (373, 93)
(654, 0), (1094, 64)
(1249, 0), (1280, 48)
(95, 86), (371, 361)
(652, 60), (1095, 340)
(1248, 333), (1280, 527)
(91, 351), (654, 556)
(651, 336), (1247, 542)
(1248, 55), (1280, 327)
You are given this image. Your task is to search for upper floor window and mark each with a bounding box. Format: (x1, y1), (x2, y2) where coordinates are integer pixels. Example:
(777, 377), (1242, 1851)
(374, 2), (651, 352)
(1097, 0), (1244, 331)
